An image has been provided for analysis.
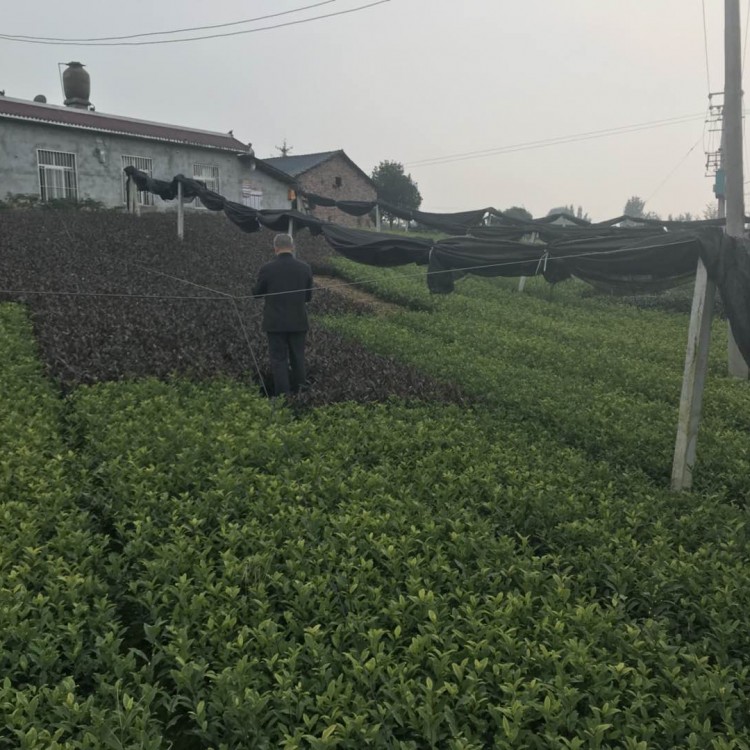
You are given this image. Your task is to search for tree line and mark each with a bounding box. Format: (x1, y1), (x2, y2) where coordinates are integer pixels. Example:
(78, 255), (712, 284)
(370, 159), (718, 226)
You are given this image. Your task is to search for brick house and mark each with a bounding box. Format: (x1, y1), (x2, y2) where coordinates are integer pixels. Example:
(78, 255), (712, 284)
(262, 150), (377, 228)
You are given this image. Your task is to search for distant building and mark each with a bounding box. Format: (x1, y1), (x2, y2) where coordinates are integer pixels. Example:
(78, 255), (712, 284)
(264, 150), (377, 228)
(0, 63), (292, 211)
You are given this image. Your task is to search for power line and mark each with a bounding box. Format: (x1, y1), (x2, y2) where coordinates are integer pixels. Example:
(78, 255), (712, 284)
(644, 132), (705, 206)
(2, 0), (337, 42)
(743, 1), (750, 198)
(0, 1), (391, 47)
(405, 113), (706, 168)
(702, 0), (712, 93)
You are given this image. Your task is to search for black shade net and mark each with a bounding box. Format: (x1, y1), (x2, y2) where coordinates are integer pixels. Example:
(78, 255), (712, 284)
(124, 167), (750, 366)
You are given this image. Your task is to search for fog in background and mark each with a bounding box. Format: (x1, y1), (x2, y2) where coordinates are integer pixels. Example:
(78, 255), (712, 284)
(1, 0), (740, 219)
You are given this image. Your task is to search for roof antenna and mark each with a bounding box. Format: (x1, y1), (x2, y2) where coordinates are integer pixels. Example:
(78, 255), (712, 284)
(275, 138), (293, 157)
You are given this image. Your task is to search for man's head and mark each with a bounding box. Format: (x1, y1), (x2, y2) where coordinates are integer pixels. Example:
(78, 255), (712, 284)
(273, 234), (295, 255)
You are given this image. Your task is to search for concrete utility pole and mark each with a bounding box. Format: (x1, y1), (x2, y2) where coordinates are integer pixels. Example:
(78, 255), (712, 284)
(724, 0), (749, 378)
(672, 0), (748, 490)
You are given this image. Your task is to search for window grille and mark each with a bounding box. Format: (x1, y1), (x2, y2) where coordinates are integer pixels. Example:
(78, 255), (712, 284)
(193, 164), (220, 207)
(241, 182), (263, 209)
(37, 149), (78, 202)
(122, 155), (154, 205)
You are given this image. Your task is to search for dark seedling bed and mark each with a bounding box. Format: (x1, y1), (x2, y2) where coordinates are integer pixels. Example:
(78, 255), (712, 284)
(0, 210), (465, 406)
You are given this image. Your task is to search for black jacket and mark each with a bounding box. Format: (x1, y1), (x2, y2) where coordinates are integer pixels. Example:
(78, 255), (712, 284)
(252, 253), (314, 332)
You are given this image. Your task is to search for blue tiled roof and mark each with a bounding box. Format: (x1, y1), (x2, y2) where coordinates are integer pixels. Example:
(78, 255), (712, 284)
(262, 151), (340, 177)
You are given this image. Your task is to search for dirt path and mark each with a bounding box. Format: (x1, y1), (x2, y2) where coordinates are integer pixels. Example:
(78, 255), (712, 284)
(314, 275), (402, 315)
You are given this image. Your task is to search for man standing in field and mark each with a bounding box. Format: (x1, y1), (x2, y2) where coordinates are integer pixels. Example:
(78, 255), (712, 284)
(252, 233), (314, 396)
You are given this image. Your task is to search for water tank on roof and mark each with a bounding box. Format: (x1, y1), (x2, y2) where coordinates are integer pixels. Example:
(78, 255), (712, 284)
(63, 62), (91, 109)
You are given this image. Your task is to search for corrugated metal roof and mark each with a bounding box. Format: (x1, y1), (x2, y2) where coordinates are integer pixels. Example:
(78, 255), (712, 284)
(262, 151), (340, 177)
(0, 96), (249, 152)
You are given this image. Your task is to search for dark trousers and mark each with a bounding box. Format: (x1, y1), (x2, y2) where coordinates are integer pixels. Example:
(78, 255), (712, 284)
(266, 331), (307, 396)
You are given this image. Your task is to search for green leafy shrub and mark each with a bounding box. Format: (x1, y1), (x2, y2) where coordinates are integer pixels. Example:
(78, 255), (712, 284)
(65, 379), (750, 748)
(0, 304), (163, 748)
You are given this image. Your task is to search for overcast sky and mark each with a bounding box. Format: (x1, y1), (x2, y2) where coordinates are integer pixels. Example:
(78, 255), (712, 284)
(1, 0), (743, 219)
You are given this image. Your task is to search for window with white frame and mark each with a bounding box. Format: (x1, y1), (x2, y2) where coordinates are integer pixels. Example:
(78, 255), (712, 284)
(193, 164), (220, 207)
(241, 181), (263, 209)
(122, 155), (154, 206)
(37, 149), (78, 202)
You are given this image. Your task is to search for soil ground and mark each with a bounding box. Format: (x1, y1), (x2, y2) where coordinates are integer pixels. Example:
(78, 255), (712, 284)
(313, 274), (402, 315)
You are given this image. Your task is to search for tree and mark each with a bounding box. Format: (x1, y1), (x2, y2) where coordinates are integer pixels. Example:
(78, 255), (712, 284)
(623, 195), (660, 221)
(624, 195), (646, 218)
(703, 202), (719, 220)
(546, 204), (591, 223)
(371, 161), (422, 228)
(667, 212), (695, 222)
(503, 206), (533, 222)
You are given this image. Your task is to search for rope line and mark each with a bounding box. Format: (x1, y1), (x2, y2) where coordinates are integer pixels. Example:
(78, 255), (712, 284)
(0, 289), (228, 300)
(1, 238), (704, 303)
(45, 210), (270, 390)
(127, 260), (233, 298)
(230, 298), (269, 399)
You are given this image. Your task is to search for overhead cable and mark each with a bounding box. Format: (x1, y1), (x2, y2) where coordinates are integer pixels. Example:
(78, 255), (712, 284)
(0, 1), (390, 46)
(702, 0), (712, 93)
(1, 0), (338, 42)
(644, 132), (705, 206)
(405, 113), (706, 168)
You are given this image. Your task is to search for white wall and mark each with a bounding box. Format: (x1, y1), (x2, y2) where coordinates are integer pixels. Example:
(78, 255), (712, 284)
(0, 119), (291, 210)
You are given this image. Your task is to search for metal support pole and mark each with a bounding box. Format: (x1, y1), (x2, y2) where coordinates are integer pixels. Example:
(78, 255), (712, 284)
(518, 276), (527, 293)
(177, 180), (184, 240)
(724, 0), (749, 378)
(375, 204), (382, 232)
(671, 259), (716, 491)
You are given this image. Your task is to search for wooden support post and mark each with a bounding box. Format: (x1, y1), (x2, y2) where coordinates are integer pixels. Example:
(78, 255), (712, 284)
(177, 180), (184, 240)
(671, 259), (716, 491)
(375, 204), (382, 232)
(127, 176), (140, 216)
(518, 276), (527, 293)
(288, 192), (295, 238)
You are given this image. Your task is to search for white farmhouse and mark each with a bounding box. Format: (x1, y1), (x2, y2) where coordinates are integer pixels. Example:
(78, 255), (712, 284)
(0, 62), (293, 211)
